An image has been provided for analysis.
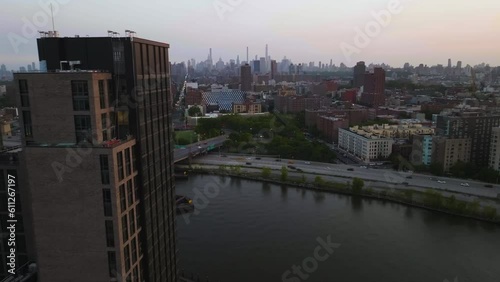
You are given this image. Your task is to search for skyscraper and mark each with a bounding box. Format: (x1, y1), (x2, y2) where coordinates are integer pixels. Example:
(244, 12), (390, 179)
(253, 60), (261, 74)
(260, 57), (267, 74)
(18, 35), (177, 282)
(241, 64), (252, 91)
(364, 67), (385, 95)
(353, 61), (366, 88)
(271, 60), (277, 80)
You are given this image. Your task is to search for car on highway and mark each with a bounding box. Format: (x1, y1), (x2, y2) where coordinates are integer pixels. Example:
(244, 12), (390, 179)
(402, 182), (409, 186)
(359, 166), (367, 169)
(245, 162), (252, 165)
(288, 165), (296, 169)
(460, 183), (470, 187)
(347, 168), (354, 171)
(275, 159), (281, 162)
(484, 184), (494, 188)
(406, 176), (413, 179)
(437, 180), (446, 184)
(197, 146), (202, 149)
(304, 161), (311, 165)
(256, 157), (261, 160)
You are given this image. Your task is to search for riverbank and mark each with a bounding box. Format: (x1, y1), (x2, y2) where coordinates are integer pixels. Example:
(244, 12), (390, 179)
(177, 165), (500, 224)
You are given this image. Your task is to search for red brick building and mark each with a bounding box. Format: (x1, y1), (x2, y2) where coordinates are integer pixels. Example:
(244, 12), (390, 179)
(317, 116), (349, 143)
(364, 67), (385, 95)
(360, 92), (386, 108)
(275, 95), (330, 114)
(185, 89), (203, 105)
(341, 89), (357, 103)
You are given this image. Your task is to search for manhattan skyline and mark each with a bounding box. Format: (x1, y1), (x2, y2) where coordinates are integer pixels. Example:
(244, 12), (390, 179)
(1, 0), (500, 69)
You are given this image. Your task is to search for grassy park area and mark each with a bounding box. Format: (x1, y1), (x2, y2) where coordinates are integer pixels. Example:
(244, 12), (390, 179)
(175, 130), (199, 145)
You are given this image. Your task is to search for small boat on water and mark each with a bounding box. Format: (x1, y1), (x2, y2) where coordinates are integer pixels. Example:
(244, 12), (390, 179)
(176, 195), (194, 215)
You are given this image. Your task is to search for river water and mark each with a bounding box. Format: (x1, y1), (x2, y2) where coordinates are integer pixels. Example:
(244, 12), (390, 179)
(176, 174), (500, 282)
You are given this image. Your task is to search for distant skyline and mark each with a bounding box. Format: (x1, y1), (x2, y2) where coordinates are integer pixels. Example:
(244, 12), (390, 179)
(1, 0), (500, 69)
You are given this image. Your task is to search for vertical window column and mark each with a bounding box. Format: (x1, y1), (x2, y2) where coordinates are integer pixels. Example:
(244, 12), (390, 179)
(71, 80), (90, 111)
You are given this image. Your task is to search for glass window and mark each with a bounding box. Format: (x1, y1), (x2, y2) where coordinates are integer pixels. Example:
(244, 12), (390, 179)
(74, 115), (91, 130)
(129, 209), (135, 236)
(122, 214), (128, 242)
(125, 148), (131, 176)
(22, 111), (33, 137)
(134, 175), (140, 201)
(124, 244), (131, 272)
(71, 80), (90, 111)
(19, 79), (28, 93)
(135, 206), (141, 228)
(108, 79), (116, 107)
(107, 251), (117, 278)
(102, 189), (112, 217)
(105, 220), (115, 247)
(131, 145), (137, 172)
(117, 151), (124, 180)
(101, 113), (108, 141)
(120, 184), (126, 212)
(127, 180), (133, 206)
(100, 155), (110, 185)
(99, 80), (106, 109)
(133, 266), (139, 282)
(19, 79), (30, 107)
(74, 115), (92, 143)
(131, 237), (138, 264)
(101, 113), (107, 131)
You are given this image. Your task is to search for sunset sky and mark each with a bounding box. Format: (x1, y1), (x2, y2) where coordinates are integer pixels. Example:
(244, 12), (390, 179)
(1, 0), (499, 69)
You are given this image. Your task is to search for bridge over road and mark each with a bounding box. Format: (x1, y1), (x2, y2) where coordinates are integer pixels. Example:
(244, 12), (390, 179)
(173, 135), (227, 163)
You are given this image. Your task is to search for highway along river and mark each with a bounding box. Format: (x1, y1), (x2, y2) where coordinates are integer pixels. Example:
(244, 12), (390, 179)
(176, 174), (500, 282)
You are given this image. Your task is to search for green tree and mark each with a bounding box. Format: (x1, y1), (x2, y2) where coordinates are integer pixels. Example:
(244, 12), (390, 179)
(314, 176), (325, 187)
(482, 206), (497, 219)
(352, 178), (364, 193)
(234, 166), (241, 175)
(280, 166), (288, 182)
(467, 200), (481, 215)
(403, 190), (414, 202)
(261, 167), (272, 178)
(449, 161), (467, 178)
(429, 162), (444, 176)
(176, 137), (190, 146)
(423, 190), (443, 207)
(456, 201), (467, 213)
(444, 195), (457, 210)
(188, 106), (202, 117)
(299, 175), (307, 184)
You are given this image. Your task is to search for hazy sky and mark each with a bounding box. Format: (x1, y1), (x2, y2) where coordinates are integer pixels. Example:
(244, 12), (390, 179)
(1, 0), (499, 70)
